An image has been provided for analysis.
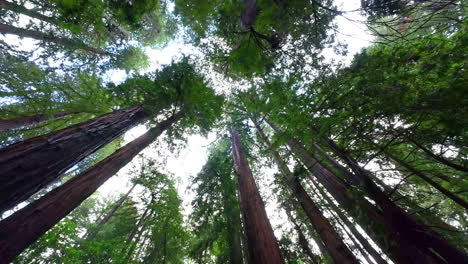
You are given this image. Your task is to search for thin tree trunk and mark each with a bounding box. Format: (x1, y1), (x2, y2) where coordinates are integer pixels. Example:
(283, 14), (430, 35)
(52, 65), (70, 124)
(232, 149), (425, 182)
(222, 182), (244, 264)
(0, 0), (58, 25)
(408, 138), (468, 173)
(284, 208), (321, 264)
(266, 120), (427, 264)
(0, 105), (148, 214)
(84, 183), (136, 240)
(0, 22), (114, 56)
(369, 141), (468, 211)
(322, 134), (468, 263)
(230, 128), (284, 264)
(310, 175), (388, 264)
(253, 119), (358, 264)
(0, 111), (74, 132)
(124, 209), (154, 262)
(0, 111), (184, 263)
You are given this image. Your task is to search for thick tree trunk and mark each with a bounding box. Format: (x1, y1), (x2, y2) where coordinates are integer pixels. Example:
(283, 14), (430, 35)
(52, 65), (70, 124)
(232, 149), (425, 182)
(266, 120), (427, 264)
(0, 22), (114, 56)
(253, 119), (358, 264)
(322, 135), (468, 263)
(0, 0), (58, 25)
(84, 183), (136, 240)
(0, 105), (148, 214)
(0, 111), (184, 263)
(408, 138), (468, 173)
(230, 128), (284, 264)
(0, 111), (73, 132)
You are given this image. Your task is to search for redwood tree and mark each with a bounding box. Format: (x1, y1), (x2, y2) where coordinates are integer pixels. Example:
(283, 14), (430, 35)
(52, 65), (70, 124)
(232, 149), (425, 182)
(0, 104), (148, 213)
(230, 128), (284, 264)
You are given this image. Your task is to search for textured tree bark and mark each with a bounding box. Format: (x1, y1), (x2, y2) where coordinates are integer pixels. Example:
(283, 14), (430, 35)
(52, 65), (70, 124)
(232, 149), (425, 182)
(0, 23), (114, 56)
(0, 111), (73, 132)
(252, 119), (358, 264)
(0, 105), (148, 214)
(0, 111), (184, 263)
(284, 209), (320, 264)
(317, 132), (468, 263)
(230, 128), (284, 264)
(266, 120), (428, 264)
(84, 183), (136, 240)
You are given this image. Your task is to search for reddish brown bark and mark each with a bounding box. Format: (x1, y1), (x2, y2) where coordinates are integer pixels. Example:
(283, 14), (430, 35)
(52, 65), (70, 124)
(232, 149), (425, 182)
(230, 128), (284, 264)
(0, 111), (72, 132)
(252, 119), (358, 264)
(0, 111), (183, 263)
(266, 120), (429, 264)
(0, 105), (148, 213)
(326, 138), (468, 263)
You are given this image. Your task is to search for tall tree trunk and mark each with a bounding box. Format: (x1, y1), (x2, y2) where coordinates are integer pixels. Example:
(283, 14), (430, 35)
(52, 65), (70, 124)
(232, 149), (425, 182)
(311, 177), (388, 264)
(0, 111), (184, 263)
(0, 0), (58, 25)
(380, 144), (468, 210)
(253, 119), (358, 264)
(0, 105), (147, 214)
(320, 134), (468, 263)
(84, 183), (136, 240)
(222, 183), (244, 264)
(408, 138), (468, 173)
(124, 208), (154, 262)
(230, 128), (284, 264)
(266, 120), (428, 264)
(0, 111), (74, 132)
(284, 209), (320, 264)
(0, 22), (114, 56)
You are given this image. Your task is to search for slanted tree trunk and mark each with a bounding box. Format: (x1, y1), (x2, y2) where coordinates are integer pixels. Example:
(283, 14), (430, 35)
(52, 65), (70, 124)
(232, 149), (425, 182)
(84, 183), (136, 240)
(0, 23), (114, 56)
(0, 111), (184, 263)
(230, 128), (284, 264)
(266, 120), (427, 264)
(408, 138), (468, 173)
(253, 119), (358, 264)
(284, 209), (320, 264)
(0, 111), (73, 132)
(381, 145), (468, 210)
(318, 133), (468, 263)
(0, 105), (148, 214)
(311, 177), (389, 264)
(0, 0), (58, 25)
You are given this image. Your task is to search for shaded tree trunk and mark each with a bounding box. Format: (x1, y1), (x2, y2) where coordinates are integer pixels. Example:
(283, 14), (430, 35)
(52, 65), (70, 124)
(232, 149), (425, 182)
(321, 134), (468, 263)
(0, 105), (148, 214)
(230, 128), (284, 264)
(0, 22), (114, 56)
(382, 146), (468, 210)
(253, 119), (358, 264)
(0, 111), (184, 263)
(84, 183), (136, 240)
(0, 0), (58, 25)
(0, 111), (73, 132)
(408, 138), (468, 173)
(221, 181), (244, 264)
(266, 120), (429, 264)
(312, 177), (388, 264)
(284, 209), (320, 264)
